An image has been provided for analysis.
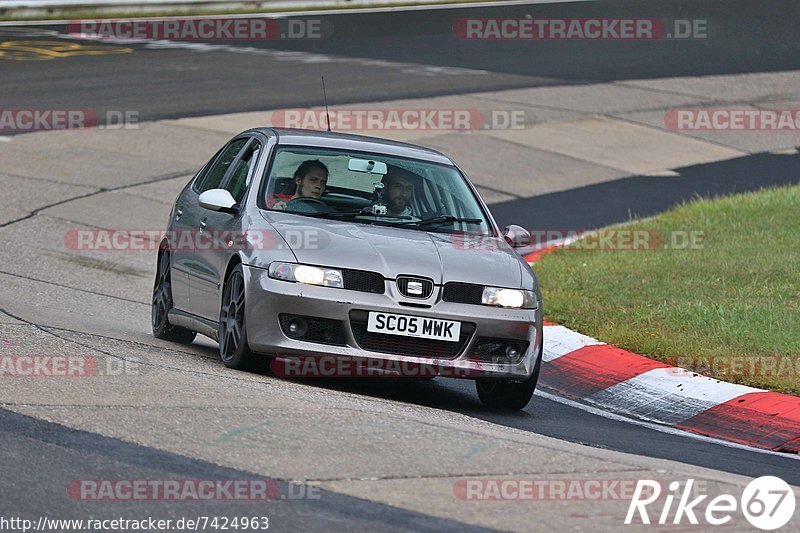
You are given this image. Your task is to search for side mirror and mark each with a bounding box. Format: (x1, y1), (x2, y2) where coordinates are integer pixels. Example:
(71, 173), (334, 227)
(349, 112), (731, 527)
(503, 225), (531, 248)
(198, 189), (237, 214)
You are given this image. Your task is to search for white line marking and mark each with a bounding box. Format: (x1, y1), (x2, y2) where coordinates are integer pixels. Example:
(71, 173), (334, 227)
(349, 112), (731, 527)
(521, 233), (594, 260)
(48, 32), (489, 76)
(542, 324), (604, 362)
(535, 389), (800, 460)
(588, 367), (764, 425)
(253, 0), (599, 18)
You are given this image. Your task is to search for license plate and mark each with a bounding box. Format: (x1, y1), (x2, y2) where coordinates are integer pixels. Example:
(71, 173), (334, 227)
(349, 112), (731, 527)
(367, 312), (461, 342)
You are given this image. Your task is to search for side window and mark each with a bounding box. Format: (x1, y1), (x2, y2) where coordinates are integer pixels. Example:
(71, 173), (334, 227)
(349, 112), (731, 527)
(191, 149), (221, 192)
(225, 141), (262, 203)
(196, 138), (248, 193)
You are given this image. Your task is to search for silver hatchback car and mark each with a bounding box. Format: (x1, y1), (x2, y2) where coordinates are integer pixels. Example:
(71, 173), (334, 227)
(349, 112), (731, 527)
(152, 128), (542, 409)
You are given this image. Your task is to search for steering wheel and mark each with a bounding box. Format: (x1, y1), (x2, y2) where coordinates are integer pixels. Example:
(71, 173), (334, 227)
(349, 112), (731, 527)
(285, 197), (331, 213)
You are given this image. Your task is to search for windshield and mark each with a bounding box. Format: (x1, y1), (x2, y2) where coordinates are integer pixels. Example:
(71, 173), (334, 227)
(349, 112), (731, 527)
(261, 146), (492, 235)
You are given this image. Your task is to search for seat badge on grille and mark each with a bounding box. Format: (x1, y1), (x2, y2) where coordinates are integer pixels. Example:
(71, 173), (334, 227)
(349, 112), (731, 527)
(407, 281), (424, 295)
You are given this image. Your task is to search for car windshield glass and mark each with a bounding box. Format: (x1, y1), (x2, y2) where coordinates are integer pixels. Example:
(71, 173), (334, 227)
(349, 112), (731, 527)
(262, 146), (491, 235)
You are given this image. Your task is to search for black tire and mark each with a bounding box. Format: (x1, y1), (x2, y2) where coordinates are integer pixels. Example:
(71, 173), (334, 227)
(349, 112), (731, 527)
(152, 248), (197, 344)
(475, 344), (542, 410)
(218, 264), (257, 370)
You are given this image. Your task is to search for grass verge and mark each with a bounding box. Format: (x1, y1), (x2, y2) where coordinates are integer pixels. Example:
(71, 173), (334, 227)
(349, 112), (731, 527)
(534, 184), (800, 395)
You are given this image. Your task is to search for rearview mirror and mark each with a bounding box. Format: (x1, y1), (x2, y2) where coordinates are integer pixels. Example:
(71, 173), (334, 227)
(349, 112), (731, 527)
(198, 189), (237, 214)
(503, 225), (531, 248)
(348, 158), (387, 175)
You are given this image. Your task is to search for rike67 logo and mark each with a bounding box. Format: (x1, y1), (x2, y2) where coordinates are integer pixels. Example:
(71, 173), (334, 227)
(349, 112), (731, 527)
(626, 476), (796, 530)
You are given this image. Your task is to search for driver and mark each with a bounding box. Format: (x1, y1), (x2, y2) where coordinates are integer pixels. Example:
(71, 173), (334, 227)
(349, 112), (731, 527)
(381, 166), (417, 217)
(272, 160), (329, 210)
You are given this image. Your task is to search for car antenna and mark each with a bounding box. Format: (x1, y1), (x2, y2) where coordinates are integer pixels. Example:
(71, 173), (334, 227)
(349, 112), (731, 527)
(321, 76), (332, 132)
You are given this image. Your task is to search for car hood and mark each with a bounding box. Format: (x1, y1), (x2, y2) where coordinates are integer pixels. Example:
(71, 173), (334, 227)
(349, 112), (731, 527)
(261, 211), (522, 287)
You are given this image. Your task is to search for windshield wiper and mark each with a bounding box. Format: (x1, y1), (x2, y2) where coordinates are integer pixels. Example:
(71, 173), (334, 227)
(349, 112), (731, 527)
(396, 216), (483, 228)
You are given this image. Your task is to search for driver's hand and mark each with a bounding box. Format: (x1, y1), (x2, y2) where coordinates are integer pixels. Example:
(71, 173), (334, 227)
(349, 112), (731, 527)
(272, 200), (287, 210)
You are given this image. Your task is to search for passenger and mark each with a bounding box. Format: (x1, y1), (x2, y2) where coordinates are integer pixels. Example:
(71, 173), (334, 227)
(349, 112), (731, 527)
(272, 160), (329, 209)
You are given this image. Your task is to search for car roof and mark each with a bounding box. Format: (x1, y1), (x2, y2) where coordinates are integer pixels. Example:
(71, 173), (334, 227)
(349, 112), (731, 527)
(246, 127), (456, 166)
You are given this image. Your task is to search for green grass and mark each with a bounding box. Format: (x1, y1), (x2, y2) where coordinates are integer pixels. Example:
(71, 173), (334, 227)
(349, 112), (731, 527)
(534, 184), (800, 395)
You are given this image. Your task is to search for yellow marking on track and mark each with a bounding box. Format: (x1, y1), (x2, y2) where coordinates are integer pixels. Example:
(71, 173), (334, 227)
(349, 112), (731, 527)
(0, 40), (132, 61)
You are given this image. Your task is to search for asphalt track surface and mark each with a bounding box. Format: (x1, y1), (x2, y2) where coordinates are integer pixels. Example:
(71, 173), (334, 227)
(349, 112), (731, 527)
(4, 0), (800, 231)
(0, 409), (490, 531)
(491, 150), (800, 229)
(2, 0), (800, 529)
(2, 0), (800, 120)
(287, 377), (800, 485)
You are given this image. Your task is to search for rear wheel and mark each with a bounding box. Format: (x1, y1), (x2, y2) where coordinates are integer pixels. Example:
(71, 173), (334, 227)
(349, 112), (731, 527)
(218, 264), (257, 370)
(151, 249), (196, 344)
(475, 344), (542, 410)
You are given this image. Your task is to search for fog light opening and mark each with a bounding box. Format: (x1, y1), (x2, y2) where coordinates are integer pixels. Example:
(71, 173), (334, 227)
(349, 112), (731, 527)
(505, 343), (524, 360)
(287, 318), (308, 338)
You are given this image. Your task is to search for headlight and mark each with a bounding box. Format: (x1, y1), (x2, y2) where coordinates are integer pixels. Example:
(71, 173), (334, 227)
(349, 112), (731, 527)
(481, 287), (536, 309)
(268, 262), (344, 288)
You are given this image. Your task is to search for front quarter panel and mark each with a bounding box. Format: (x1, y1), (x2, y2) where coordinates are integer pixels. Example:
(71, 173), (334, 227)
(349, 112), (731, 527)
(239, 211), (299, 270)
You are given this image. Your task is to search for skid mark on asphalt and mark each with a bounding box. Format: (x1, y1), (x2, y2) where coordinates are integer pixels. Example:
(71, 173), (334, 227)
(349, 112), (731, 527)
(0, 269), (148, 305)
(43, 249), (150, 278)
(41, 325), (208, 359)
(0, 308), (237, 385)
(211, 422), (273, 448)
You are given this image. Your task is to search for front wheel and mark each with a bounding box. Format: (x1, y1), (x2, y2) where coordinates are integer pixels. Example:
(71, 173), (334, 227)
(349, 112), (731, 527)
(151, 249), (196, 344)
(218, 264), (257, 370)
(475, 345), (542, 410)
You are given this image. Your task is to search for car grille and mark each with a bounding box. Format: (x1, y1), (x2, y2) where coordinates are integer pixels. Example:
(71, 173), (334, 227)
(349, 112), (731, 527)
(442, 282), (483, 305)
(349, 311), (474, 359)
(279, 314), (347, 346)
(468, 338), (529, 364)
(342, 269), (385, 294)
(396, 276), (434, 299)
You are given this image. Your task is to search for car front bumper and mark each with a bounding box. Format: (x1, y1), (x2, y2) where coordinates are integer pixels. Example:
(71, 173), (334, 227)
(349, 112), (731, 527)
(242, 264), (542, 379)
